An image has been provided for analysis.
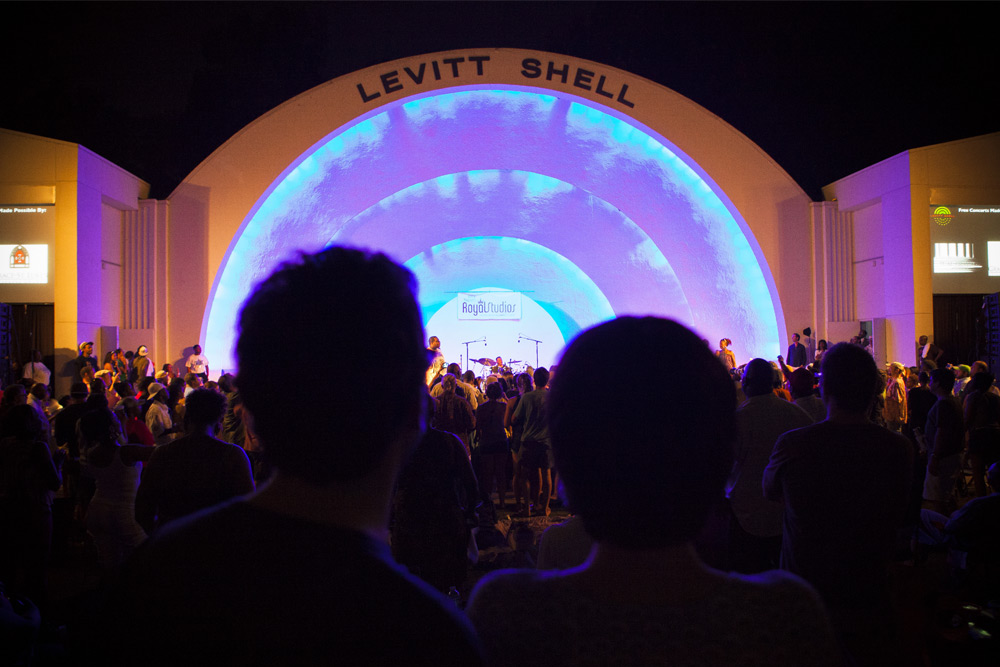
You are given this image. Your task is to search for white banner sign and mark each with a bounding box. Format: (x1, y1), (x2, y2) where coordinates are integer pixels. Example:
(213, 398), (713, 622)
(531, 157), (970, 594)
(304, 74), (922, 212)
(457, 292), (521, 320)
(0, 244), (48, 284)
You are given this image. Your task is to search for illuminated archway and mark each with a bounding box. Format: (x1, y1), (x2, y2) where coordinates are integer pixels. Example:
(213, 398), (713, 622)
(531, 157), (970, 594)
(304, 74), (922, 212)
(203, 85), (783, 369)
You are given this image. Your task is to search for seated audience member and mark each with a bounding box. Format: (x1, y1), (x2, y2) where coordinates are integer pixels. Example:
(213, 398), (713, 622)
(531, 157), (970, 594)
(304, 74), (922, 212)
(764, 343), (912, 666)
(102, 247), (482, 666)
(391, 397), (479, 594)
(467, 317), (839, 666)
(134, 389), (254, 535)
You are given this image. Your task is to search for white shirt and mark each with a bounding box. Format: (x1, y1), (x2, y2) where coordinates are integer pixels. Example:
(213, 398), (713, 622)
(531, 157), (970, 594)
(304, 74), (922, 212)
(187, 353), (209, 375)
(23, 361), (51, 386)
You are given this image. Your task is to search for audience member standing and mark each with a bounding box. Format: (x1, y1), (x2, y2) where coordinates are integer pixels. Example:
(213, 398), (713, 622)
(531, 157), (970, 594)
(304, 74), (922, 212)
(505, 372), (533, 513)
(102, 247), (482, 666)
(786, 333), (807, 367)
(764, 342), (913, 666)
(80, 408), (152, 569)
(916, 335), (943, 370)
(22, 350), (51, 387)
(143, 383), (173, 446)
(432, 374), (475, 455)
(185, 344), (210, 383)
(468, 317), (840, 666)
(0, 405), (63, 609)
(962, 371), (1000, 497)
(391, 397), (479, 594)
(475, 382), (510, 509)
(75, 342), (99, 381)
(512, 367), (553, 517)
(883, 362), (908, 433)
(135, 389), (253, 535)
(726, 358), (812, 573)
(924, 367), (965, 514)
(788, 368), (825, 423)
(133, 346), (153, 381)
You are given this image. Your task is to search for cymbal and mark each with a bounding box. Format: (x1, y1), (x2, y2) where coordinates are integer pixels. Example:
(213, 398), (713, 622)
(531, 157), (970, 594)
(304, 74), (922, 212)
(472, 358), (494, 365)
(507, 360), (522, 364)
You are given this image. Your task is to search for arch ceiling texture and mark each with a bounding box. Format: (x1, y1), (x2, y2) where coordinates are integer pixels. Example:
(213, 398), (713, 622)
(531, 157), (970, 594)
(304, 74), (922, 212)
(201, 57), (787, 370)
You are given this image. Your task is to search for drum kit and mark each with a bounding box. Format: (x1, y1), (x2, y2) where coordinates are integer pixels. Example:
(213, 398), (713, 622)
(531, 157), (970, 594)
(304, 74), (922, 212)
(470, 357), (528, 378)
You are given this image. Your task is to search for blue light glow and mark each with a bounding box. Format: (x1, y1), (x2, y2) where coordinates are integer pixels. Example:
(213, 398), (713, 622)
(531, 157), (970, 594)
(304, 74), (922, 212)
(203, 87), (783, 372)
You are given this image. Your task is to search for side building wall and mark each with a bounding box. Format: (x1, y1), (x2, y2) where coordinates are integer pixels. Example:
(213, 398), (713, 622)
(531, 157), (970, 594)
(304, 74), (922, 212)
(822, 132), (1000, 368)
(0, 129), (149, 397)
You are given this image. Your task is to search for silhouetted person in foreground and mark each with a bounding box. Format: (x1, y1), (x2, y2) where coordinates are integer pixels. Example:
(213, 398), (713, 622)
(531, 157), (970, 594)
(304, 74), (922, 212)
(764, 342), (912, 666)
(468, 317), (840, 666)
(102, 247), (482, 665)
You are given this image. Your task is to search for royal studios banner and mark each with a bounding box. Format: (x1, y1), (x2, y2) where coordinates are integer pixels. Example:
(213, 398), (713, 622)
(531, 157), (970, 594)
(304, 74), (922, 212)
(457, 292), (521, 320)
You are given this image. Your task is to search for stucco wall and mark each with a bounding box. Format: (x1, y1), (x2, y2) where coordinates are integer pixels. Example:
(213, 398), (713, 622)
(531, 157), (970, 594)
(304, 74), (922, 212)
(170, 48), (810, 369)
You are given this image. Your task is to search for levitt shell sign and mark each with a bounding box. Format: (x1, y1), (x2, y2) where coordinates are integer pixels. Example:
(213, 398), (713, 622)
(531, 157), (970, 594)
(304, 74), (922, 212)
(458, 292), (522, 320)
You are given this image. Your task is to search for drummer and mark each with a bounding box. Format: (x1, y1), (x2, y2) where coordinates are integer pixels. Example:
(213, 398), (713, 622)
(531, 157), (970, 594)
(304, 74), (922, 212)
(491, 356), (508, 375)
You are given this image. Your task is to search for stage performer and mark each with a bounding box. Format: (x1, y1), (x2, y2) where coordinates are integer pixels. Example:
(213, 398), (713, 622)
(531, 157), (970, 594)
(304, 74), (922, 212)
(426, 335), (445, 387)
(716, 338), (736, 370)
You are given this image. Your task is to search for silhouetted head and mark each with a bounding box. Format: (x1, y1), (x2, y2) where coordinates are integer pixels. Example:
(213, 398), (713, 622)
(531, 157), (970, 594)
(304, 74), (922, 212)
(237, 247), (425, 485)
(821, 343), (880, 413)
(549, 317), (736, 549)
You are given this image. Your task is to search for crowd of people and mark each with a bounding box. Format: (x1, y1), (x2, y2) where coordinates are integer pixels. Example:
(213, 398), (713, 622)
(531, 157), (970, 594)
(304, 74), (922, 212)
(1, 246), (997, 665)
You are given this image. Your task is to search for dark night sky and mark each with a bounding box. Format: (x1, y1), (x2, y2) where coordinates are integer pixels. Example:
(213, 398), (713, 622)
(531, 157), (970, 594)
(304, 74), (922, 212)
(2, 2), (997, 201)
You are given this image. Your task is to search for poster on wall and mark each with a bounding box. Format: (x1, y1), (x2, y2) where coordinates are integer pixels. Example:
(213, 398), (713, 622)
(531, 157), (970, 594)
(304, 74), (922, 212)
(930, 205), (1000, 293)
(0, 205), (55, 302)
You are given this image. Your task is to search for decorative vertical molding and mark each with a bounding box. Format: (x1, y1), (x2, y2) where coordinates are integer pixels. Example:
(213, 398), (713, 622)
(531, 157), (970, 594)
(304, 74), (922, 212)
(811, 202), (854, 324)
(829, 206), (854, 322)
(123, 200), (156, 329)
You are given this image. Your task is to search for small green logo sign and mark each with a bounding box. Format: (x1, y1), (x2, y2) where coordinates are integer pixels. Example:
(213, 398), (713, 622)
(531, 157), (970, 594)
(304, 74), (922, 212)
(932, 206), (953, 226)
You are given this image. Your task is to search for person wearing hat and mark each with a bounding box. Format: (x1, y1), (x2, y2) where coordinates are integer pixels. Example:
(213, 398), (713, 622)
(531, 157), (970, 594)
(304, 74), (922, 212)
(76, 341), (99, 381)
(144, 382), (173, 445)
(953, 364), (972, 398)
(884, 362), (908, 434)
(133, 346), (154, 381)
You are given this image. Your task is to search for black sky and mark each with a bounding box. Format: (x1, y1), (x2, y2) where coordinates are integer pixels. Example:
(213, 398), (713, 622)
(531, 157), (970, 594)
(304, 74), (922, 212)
(2, 1), (997, 201)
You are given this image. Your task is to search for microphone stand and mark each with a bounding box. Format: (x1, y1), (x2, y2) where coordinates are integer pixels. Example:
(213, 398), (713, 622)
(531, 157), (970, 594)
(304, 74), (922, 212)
(461, 337), (486, 373)
(518, 334), (543, 368)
